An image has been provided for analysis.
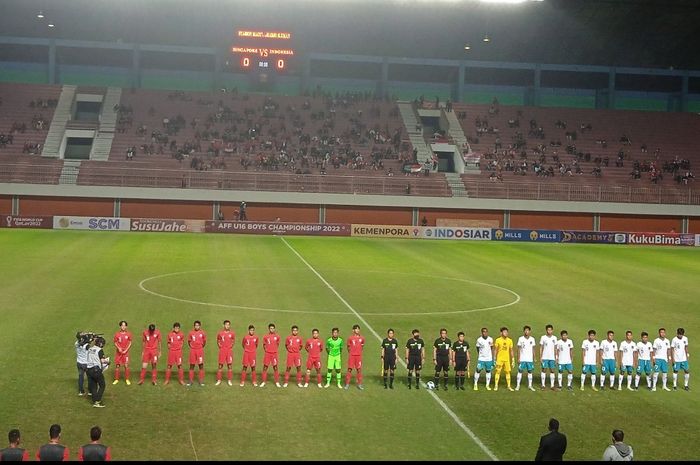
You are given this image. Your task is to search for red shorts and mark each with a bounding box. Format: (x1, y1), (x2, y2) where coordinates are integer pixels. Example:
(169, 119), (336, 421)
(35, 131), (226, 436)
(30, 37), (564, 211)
(114, 352), (129, 365)
(167, 351), (182, 366)
(306, 357), (321, 371)
(242, 352), (257, 367)
(349, 355), (363, 370)
(189, 348), (204, 365)
(286, 353), (301, 368)
(142, 349), (159, 364)
(218, 349), (233, 365)
(263, 353), (278, 367)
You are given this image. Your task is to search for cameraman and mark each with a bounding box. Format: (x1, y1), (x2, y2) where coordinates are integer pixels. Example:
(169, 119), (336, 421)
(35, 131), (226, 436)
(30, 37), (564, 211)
(87, 337), (109, 408)
(75, 332), (90, 396)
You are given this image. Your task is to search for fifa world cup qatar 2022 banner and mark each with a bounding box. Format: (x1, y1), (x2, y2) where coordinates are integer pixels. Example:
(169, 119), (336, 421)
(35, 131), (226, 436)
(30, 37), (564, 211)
(1, 215), (53, 229)
(205, 220), (351, 236)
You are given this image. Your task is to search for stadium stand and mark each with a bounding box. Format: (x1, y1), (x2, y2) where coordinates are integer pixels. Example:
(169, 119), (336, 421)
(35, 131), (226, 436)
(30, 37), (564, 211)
(0, 83), (64, 184)
(454, 102), (698, 202)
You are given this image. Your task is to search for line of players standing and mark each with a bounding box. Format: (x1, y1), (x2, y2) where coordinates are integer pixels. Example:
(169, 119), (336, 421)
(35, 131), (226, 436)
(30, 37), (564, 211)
(76, 321), (690, 401)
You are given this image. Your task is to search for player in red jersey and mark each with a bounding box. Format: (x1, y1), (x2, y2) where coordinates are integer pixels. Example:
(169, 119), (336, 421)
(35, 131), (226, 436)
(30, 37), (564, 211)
(138, 323), (162, 385)
(261, 323), (282, 387)
(240, 325), (259, 386)
(187, 320), (207, 386)
(345, 324), (366, 390)
(215, 320), (235, 386)
(164, 322), (186, 385)
(112, 320), (133, 385)
(283, 325), (304, 388)
(304, 328), (325, 388)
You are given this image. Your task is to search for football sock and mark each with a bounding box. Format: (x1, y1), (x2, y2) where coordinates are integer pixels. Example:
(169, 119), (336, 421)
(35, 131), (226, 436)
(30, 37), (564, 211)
(557, 373), (562, 387)
(389, 373), (394, 387)
(673, 373), (678, 387)
(567, 374), (573, 387)
(139, 369), (146, 382)
(216, 369), (222, 381)
(151, 369), (157, 382)
(685, 373), (690, 387)
(165, 369), (171, 382)
(227, 369), (233, 381)
(516, 372), (522, 388)
(485, 372), (492, 387)
(528, 373), (533, 387)
(198, 369), (204, 382)
(550, 373), (555, 387)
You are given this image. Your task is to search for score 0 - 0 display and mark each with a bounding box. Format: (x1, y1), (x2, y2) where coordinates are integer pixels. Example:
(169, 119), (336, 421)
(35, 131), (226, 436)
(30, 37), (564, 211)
(231, 29), (294, 72)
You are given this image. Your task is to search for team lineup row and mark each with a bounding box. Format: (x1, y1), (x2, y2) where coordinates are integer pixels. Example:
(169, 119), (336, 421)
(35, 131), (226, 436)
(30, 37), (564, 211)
(77, 321), (690, 393)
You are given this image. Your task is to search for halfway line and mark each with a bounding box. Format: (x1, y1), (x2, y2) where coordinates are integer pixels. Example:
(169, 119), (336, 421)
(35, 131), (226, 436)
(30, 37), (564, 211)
(279, 237), (498, 461)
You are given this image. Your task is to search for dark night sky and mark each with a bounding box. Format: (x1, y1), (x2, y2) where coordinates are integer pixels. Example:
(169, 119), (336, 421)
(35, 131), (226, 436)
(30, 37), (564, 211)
(1, 0), (699, 70)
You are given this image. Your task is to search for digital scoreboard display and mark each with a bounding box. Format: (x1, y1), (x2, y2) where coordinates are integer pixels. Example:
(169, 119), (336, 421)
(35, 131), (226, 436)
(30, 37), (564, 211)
(231, 29), (294, 72)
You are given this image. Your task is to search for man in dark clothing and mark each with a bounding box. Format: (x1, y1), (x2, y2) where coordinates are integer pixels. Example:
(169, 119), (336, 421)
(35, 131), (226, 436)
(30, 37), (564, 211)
(78, 426), (112, 461)
(1, 429), (30, 461)
(535, 418), (567, 461)
(36, 424), (70, 461)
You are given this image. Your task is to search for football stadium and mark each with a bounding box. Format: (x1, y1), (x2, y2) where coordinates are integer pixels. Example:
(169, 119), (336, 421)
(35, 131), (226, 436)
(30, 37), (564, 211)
(0, 0), (699, 461)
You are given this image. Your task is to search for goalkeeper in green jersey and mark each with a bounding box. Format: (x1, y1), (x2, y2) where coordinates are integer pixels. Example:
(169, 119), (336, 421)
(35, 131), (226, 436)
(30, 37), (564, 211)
(325, 328), (344, 389)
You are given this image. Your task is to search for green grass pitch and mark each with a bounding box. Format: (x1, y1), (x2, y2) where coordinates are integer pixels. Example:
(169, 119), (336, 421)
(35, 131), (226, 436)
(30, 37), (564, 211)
(0, 229), (698, 460)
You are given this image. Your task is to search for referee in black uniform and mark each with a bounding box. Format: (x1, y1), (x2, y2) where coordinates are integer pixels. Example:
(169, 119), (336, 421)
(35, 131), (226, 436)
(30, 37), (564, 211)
(405, 329), (425, 389)
(452, 331), (471, 390)
(433, 328), (452, 391)
(381, 329), (399, 389)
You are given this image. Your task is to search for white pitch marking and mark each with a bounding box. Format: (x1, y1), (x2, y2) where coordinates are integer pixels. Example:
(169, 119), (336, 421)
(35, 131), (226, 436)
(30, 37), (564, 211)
(138, 268), (520, 317)
(188, 430), (198, 461)
(280, 237), (499, 461)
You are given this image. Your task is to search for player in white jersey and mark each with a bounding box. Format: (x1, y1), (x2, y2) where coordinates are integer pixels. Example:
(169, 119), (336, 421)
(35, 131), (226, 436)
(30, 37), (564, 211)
(556, 330), (575, 390)
(473, 327), (494, 391)
(635, 331), (654, 390)
(652, 327), (671, 391)
(539, 324), (558, 390)
(599, 330), (619, 390)
(618, 330), (637, 391)
(515, 325), (537, 391)
(671, 327), (690, 391)
(581, 329), (600, 391)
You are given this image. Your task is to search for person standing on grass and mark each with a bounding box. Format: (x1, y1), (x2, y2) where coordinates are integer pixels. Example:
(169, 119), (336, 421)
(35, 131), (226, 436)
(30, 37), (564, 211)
(240, 325), (259, 387)
(283, 325), (304, 388)
(451, 331), (470, 391)
(112, 320), (132, 386)
(325, 327), (344, 389)
(138, 324), (161, 386)
(36, 424), (70, 461)
(581, 330), (600, 391)
(381, 328), (399, 389)
(432, 328), (452, 392)
(78, 426), (111, 461)
(187, 320), (207, 387)
(473, 327), (494, 391)
(1, 429), (30, 461)
(602, 429), (633, 461)
(164, 323), (186, 385)
(86, 337), (109, 408)
(75, 332), (89, 396)
(345, 324), (365, 390)
(540, 324), (558, 390)
(652, 327), (671, 392)
(618, 331), (638, 391)
(406, 329), (425, 390)
(635, 331), (654, 390)
(215, 320), (235, 386)
(556, 330), (575, 391)
(599, 330), (619, 390)
(671, 327), (690, 391)
(516, 325), (537, 391)
(535, 418), (567, 461)
(260, 323), (282, 388)
(493, 326), (515, 391)
(304, 328), (324, 388)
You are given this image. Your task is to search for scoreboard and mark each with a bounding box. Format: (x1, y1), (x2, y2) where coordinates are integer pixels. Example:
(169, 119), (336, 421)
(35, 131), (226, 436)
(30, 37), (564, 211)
(231, 29), (294, 73)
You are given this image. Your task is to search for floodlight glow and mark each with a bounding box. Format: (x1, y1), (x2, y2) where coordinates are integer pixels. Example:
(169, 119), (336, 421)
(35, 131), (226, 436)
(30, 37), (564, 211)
(479, 0), (543, 3)
(483, 35), (491, 42)
(37, 11), (44, 19)
(48, 23), (55, 28)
